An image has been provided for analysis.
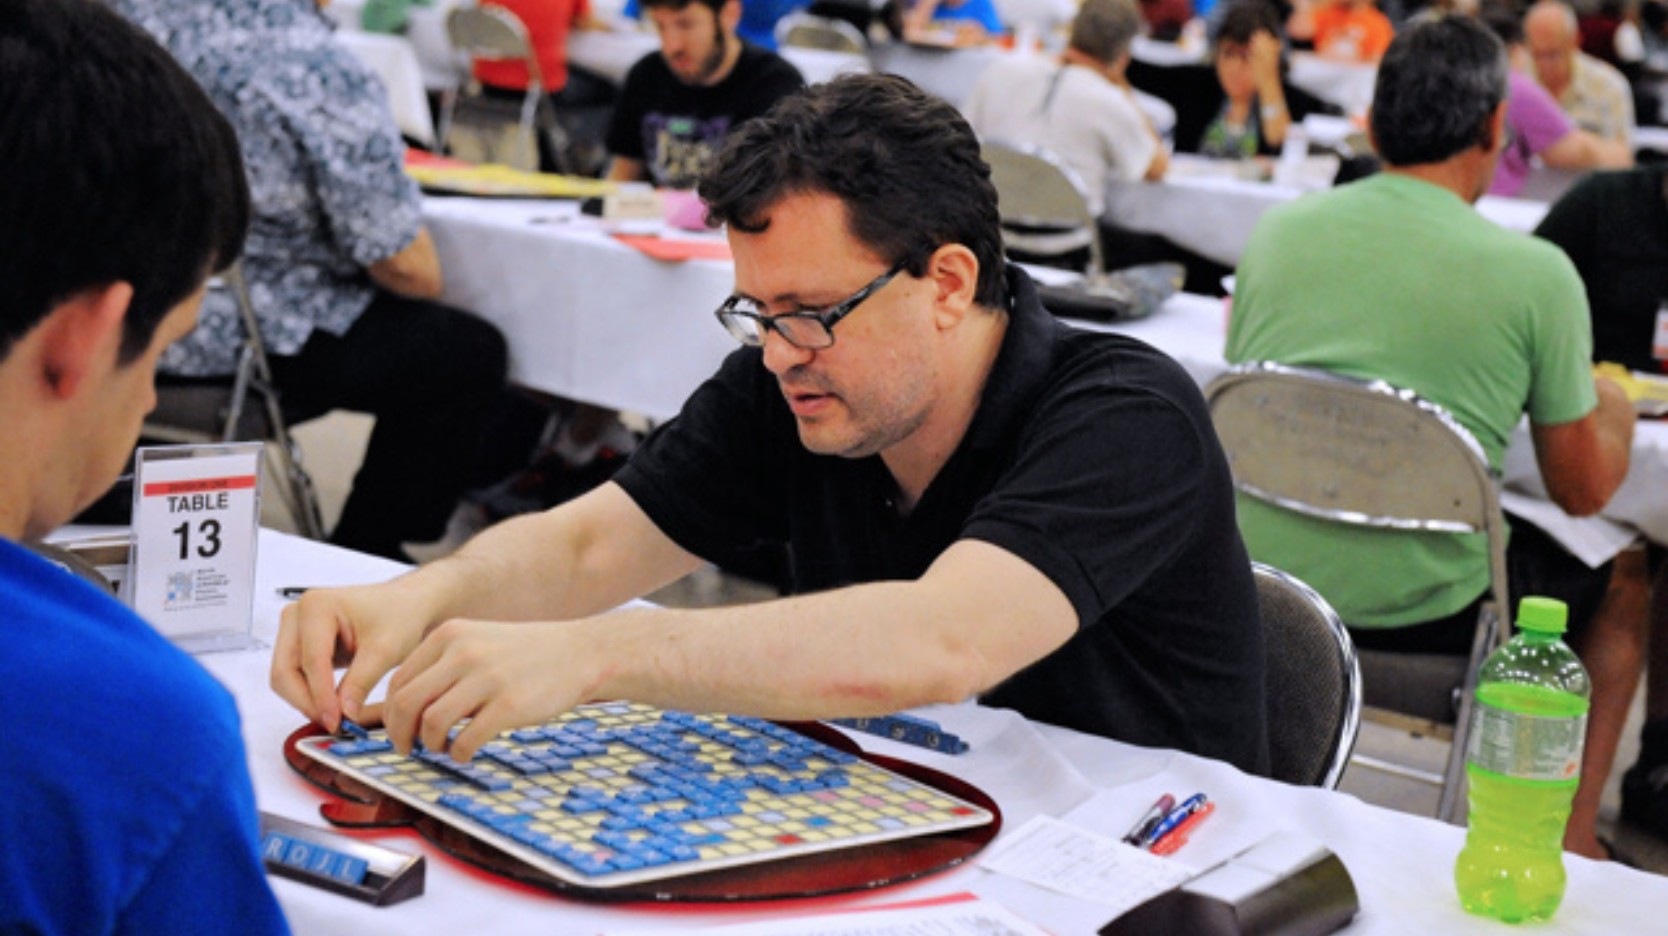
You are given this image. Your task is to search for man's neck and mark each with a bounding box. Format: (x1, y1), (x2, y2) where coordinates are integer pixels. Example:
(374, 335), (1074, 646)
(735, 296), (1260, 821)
(880, 307), (1008, 510)
(1384, 157), (1489, 205)
(700, 35), (745, 87)
(1061, 47), (1121, 86)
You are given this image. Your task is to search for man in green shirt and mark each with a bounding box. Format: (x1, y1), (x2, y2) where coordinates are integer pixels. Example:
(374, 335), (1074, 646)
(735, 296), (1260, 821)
(1226, 15), (1636, 859)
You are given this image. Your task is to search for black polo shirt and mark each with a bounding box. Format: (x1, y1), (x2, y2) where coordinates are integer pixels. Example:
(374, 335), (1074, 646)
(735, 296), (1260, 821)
(614, 266), (1268, 774)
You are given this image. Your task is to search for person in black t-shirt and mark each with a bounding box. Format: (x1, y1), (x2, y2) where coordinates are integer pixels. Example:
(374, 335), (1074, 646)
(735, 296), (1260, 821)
(273, 75), (1269, 777)
(606, 0), (805, 188)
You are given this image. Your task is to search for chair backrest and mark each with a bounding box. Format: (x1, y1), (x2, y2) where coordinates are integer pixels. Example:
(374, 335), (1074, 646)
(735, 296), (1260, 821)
(775, 12), (868, 53)
(1254, 562), (1362, 789)
(439, 6), (552, 171)
(1204, 362), (1510, 618)
(446, 5), (542, 88)
(979, 139), (1102, 276)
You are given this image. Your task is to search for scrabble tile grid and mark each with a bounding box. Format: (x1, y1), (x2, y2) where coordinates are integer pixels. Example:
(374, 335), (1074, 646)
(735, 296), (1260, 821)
(294, 701), (995, 891)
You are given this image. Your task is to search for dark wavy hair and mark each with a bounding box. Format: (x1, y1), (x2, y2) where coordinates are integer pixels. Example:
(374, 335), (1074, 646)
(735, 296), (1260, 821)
(1370, 15), (1509, 167)
(698, 74), (1008, 310)
(0, 0), (249, 365)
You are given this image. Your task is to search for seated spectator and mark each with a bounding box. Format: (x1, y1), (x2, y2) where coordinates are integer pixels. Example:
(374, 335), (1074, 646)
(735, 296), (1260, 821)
(111, 0), (511, 563)
(1139, 0), (1195, 40)
(0, 1), (285, 929)
(1527, 0), (1636, 144)
(623, 0), (811, 52)
(1534, 169), (1668, 852)
(1482, 4), (1633, 197)
(607, 0), (805, 187)
(359, 0), (429, 33)
(1287, 0), (1394, 62)
(963, 0), (1167, 214)
(902, 0), (1005, 44)
(1226, 15), (1636, 859)
(1134, 0), (1338, 159)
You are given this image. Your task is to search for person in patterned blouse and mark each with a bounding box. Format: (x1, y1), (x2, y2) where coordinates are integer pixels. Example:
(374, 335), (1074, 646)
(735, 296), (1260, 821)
(104, 0), (510, 562)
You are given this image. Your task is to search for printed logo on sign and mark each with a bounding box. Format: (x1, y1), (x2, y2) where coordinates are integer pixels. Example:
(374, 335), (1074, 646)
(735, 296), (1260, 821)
(165, 571), (193, 605)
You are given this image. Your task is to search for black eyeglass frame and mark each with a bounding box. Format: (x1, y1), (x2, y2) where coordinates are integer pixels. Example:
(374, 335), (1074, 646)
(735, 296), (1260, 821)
(714, 257), (912, 350)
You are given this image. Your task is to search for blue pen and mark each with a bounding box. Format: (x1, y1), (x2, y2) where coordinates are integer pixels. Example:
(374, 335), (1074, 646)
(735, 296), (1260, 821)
(1142, 792), (1208, 850)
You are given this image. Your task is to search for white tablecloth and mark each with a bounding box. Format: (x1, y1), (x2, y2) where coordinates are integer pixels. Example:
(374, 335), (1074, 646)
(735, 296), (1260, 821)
(1104, 156), (1552, 268)
(186, 528), (1668, 934)
(424, 197), (738, 420)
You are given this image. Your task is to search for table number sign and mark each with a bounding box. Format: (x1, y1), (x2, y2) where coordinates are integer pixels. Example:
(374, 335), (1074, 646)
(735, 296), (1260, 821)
(129, 443), (262, 653)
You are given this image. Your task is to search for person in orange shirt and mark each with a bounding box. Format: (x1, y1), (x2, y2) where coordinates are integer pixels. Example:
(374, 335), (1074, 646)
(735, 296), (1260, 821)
(1289, 0), (1393, 62)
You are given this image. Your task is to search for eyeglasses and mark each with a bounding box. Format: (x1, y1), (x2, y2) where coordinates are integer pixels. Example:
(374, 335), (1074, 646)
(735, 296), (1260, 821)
(714, 258), (909, 350)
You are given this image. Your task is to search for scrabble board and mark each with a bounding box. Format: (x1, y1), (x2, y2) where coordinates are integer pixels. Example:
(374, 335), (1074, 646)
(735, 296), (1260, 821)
(294, 701), (995, 890)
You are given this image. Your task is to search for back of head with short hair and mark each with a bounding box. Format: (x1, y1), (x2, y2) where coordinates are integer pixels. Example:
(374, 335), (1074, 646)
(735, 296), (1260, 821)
(698, 74), (1008, 309)
(1369, 15), (1508, 167)
(1215, 0), (1283, 47)
(1071, 0), (1142, 65)
(0, 0), (249, 365)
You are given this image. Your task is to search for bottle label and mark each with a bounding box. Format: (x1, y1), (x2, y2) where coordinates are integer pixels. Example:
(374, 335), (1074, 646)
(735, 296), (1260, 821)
(1466, 700), (1586, 782)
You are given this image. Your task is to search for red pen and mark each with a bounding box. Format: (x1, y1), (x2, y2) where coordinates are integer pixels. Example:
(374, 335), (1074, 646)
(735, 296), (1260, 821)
(1150, 801), (1216, 856)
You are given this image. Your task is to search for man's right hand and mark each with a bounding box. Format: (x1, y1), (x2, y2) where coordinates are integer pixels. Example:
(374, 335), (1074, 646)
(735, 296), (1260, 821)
(270, 581), (436, 732)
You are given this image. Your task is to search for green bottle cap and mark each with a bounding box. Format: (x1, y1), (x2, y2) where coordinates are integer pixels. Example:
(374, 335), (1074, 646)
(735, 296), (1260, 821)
(1517, 596), (1568, 634)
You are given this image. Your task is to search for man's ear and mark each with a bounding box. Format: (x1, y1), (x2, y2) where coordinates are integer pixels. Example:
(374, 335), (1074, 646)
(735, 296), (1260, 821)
(927, 244), (980, 328)
(39, 282), (133, 399)
(1480, 101), (1508, 154)
(720, 0), (742, 32)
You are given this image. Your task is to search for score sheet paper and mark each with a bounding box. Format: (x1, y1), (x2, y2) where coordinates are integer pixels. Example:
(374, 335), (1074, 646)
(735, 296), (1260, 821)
(978, 814), (1193, 910)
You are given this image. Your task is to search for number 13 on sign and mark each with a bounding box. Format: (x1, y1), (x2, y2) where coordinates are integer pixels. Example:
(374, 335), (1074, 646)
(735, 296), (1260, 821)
(130, 443), (263, 653)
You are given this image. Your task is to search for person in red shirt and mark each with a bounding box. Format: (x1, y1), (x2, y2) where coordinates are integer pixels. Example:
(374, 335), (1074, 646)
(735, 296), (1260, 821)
(474, 0), (614, 173)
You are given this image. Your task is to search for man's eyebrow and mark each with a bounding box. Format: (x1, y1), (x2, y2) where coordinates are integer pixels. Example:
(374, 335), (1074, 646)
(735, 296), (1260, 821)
(732, 287), (836, 307)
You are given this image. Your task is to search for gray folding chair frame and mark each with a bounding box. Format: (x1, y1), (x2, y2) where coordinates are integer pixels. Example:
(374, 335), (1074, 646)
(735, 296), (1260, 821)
(774, 12), (868, 53)
(1253, 562), (1362, 789)
(437, 5), (570, 173)
(143, 264), (327, 541)
(979, 139), (1103, 277)
(1206, 361), (1509, 821)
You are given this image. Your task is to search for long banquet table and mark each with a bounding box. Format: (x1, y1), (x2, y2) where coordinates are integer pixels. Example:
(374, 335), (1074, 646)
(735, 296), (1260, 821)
(168, 528), (1668, 934)
(421, 195), (1665, 560)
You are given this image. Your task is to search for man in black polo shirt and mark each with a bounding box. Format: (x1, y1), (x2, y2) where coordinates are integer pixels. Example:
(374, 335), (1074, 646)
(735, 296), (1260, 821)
(273, 74), (1269, 776)
(605, 0), (805, 188)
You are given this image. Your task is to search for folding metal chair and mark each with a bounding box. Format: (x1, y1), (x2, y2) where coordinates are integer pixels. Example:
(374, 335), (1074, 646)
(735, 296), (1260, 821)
(144, 264), (328, 541)
(437, 5), (571, 172)
(1205, 361), (1510, 821)
(1253, 562), (1362, 789)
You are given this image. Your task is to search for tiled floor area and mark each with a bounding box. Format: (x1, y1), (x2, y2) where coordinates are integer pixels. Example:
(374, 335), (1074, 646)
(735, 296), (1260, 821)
(277, 411), (1668, 874)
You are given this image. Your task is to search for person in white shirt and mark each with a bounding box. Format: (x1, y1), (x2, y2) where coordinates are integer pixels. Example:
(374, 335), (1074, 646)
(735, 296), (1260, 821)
(1526, 0), (1637, 145)
(962, 0), (1167, 215)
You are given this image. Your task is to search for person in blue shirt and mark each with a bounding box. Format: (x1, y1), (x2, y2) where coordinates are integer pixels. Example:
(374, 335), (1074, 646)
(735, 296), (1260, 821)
(0, 1), (288, 931)
(902, 0), (1005, 43)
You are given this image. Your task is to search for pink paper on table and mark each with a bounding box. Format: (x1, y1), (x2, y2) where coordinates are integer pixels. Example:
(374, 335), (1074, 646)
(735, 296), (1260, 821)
(613, 234), (732, 262)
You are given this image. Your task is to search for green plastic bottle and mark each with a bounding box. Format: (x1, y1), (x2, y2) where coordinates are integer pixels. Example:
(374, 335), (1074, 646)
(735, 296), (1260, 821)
(1454, 597), (1591, 923)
